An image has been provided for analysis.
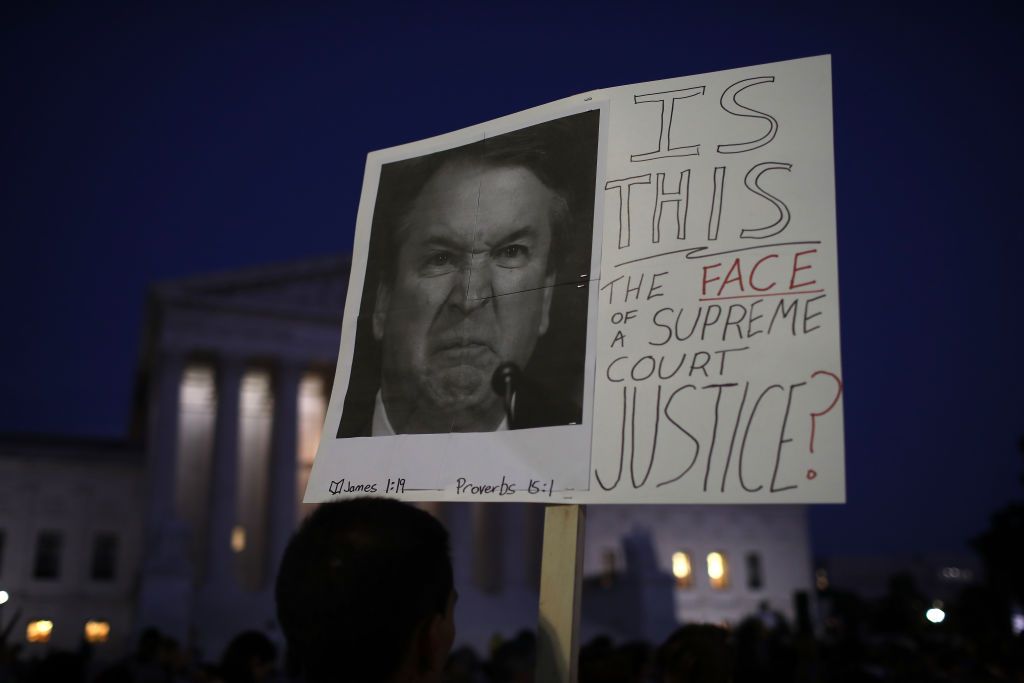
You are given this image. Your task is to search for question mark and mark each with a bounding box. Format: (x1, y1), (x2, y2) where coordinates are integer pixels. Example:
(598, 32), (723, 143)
(808, 370), (843, 455)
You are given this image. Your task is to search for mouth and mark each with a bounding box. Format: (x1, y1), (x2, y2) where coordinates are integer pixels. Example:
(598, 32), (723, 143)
(430, 336), (498, 370)
(433, 335), (496, 354)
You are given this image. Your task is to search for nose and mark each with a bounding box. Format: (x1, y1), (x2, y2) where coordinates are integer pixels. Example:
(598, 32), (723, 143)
(448, 254), (493, 314)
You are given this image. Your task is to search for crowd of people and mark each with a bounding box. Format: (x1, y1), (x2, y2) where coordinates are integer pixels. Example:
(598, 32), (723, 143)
(4, 610), (1023, 682)
(1, 498), (1021, 682)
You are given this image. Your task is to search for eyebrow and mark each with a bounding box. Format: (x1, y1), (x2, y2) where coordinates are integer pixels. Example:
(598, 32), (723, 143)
(417, 234), (469, 252)
(414, 226), (538, 254)
(490, 227), (538, 249)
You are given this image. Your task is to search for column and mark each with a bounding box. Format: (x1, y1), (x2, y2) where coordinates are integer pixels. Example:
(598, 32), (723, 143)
(136, 350), (191, 644)
(473, 503), (503, 593)
(145, 351), (185, 537)
(446, 503), (473, 589)
(266, 361), (302, 585)
(205, 355), (244, 586)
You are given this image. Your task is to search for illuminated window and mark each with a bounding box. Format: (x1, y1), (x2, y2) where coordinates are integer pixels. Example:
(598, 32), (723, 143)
(33, 531), (63, 580)
(84, 620), (110, 644)
(26, 620), (53, 643)
(707, 552), (729, 589)
(90, 534), (118, 581)
(815, 568), (829, 591)
(231, 526), (246, 553)
(672, 551), (693, 588)
(746, 552), (763, 590)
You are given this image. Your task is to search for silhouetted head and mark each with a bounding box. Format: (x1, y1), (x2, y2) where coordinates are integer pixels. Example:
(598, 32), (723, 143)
(275, 498), (455, 683)
(220, 630), (276, 683)
(657, 624), (734, 683)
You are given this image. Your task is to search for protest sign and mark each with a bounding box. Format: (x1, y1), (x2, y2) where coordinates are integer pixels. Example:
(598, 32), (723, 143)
(306, 55), (844, 504)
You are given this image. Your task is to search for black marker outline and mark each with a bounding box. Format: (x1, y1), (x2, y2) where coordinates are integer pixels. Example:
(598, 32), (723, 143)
(613, 240), (821, 269)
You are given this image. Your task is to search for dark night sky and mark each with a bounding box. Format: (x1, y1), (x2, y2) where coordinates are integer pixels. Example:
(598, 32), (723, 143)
(1, 2), (1021, 559)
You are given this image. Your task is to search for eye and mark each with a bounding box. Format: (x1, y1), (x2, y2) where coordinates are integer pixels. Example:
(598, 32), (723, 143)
(420, 251), (457, 275)
(495, 244), (530, 267)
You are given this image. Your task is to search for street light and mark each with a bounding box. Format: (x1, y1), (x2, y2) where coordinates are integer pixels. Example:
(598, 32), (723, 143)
(0, 590), (8, 605)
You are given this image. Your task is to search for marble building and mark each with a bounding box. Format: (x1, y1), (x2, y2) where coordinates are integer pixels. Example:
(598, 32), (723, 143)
(0, 254), (816, 660)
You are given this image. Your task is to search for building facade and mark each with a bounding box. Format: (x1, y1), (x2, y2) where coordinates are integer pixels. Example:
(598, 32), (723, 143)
(0, 255), (816, 660)
(0, 436), (144, 654)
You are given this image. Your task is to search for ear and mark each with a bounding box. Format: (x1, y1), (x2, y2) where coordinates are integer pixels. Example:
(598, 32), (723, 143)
(412, 613), (449, 679)
(372, 280), (391, 341)
(538, 270), (556, 336)
(414, 593), (456, 680)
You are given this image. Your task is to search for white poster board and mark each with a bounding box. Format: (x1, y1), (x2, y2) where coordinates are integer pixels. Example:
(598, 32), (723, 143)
(307, 55), (844, 504)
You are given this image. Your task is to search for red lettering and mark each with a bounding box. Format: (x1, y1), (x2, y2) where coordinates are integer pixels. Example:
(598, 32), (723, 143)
(789, 249), (817, 289)
(749, 254), (778, 292)
(701, 262), (722, 296)
(720, 259), (745, 295)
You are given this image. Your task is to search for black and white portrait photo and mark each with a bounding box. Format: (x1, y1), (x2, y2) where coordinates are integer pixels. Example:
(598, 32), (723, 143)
(338, 110), (601, 437)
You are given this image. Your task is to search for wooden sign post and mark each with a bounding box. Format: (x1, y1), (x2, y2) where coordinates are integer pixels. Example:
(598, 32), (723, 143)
(535, 504), (587, 683)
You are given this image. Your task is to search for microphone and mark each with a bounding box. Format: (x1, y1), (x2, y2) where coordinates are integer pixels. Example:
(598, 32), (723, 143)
(491, 362), (521, 425)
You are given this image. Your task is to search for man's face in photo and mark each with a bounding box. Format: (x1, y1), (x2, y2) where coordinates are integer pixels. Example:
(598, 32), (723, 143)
(373, 160), (558, 433)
